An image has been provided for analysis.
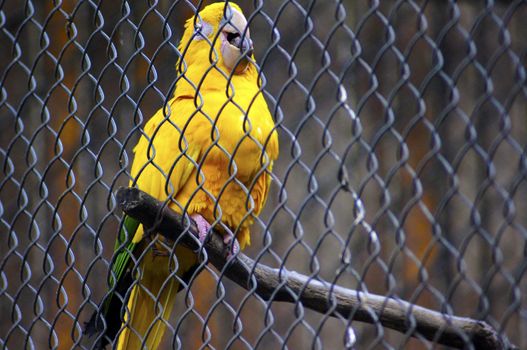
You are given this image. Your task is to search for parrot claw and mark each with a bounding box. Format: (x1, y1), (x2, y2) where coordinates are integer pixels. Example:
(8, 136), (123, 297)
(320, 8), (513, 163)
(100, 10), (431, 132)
(191, 214), (212, 245)
(223, 233), (240, 259)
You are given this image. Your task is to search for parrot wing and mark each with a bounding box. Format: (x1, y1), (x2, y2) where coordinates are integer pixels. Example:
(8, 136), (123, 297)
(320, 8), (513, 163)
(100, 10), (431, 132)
(85, 101), (202, 348)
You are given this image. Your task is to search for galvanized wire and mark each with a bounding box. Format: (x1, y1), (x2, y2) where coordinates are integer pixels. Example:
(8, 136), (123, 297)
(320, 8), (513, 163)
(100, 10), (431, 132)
(1, 0), (526, 349)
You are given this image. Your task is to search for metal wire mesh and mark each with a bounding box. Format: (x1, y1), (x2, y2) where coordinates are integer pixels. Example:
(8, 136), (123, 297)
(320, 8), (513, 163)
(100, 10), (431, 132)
(1, 0), (526, 349)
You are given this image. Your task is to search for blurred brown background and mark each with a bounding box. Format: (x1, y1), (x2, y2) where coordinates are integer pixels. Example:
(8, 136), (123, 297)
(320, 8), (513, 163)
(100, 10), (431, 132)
(1, 0), (526, 349)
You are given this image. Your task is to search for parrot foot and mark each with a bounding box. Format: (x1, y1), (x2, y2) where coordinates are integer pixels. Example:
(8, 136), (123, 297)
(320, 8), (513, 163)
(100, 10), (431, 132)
(191, 213), (211, 245)
(190, 214), (239, 259)
(223, 231), (240, 259)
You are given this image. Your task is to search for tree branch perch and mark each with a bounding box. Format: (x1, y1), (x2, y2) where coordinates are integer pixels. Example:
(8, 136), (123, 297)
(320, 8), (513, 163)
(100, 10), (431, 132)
(115, 187), (513, 350)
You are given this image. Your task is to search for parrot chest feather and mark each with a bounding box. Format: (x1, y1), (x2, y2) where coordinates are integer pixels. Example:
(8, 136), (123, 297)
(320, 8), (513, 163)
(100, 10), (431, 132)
(166, 91), (277, 247)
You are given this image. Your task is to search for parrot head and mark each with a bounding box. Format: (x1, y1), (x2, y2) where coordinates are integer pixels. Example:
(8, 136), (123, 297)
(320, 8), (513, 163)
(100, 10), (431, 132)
(178, 2), (254, 76)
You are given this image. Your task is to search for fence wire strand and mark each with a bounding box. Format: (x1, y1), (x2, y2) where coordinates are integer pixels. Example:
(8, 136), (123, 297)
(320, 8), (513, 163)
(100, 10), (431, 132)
(1, 0), (526, 349)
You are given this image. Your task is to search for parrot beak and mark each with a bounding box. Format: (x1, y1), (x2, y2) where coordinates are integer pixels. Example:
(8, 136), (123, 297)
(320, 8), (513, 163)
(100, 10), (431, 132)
(219, 6), (253, 74)
(238, 36), (254, 58)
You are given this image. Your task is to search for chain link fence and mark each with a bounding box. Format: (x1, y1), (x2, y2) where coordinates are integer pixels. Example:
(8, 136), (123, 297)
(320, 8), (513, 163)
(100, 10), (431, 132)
(1, 0), (526, 349)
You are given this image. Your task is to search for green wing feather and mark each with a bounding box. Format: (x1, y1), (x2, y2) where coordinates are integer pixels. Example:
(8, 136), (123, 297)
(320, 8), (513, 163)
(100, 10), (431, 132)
(103, 215), (139, 313)
(84, 215), (141, 346)
(110, 216), (139, 285)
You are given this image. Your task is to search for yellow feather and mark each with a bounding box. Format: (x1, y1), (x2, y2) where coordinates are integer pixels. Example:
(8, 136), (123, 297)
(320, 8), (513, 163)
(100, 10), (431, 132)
(116, 2), (279, 348)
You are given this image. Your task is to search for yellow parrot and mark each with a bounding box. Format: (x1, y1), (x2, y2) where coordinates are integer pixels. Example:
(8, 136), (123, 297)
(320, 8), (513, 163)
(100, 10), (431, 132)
(85, 2), (278, 349)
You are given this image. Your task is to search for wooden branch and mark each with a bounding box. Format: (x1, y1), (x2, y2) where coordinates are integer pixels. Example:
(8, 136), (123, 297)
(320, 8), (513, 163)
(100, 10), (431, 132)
(115, 187), (514, 350)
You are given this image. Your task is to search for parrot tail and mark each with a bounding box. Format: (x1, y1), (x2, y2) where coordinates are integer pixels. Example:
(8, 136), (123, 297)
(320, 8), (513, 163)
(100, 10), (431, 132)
(116, 246), (199, 349)
(84, 215), (200, 348)
(116, 251), (179, 350)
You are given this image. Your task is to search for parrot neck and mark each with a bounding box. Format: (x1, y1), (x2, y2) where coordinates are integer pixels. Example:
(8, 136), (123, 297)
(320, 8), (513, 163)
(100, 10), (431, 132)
(173, 63), (260, 100)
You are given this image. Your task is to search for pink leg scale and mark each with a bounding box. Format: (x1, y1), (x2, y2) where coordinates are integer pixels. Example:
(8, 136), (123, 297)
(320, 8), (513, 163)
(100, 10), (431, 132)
(190, 213), (211, 244)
